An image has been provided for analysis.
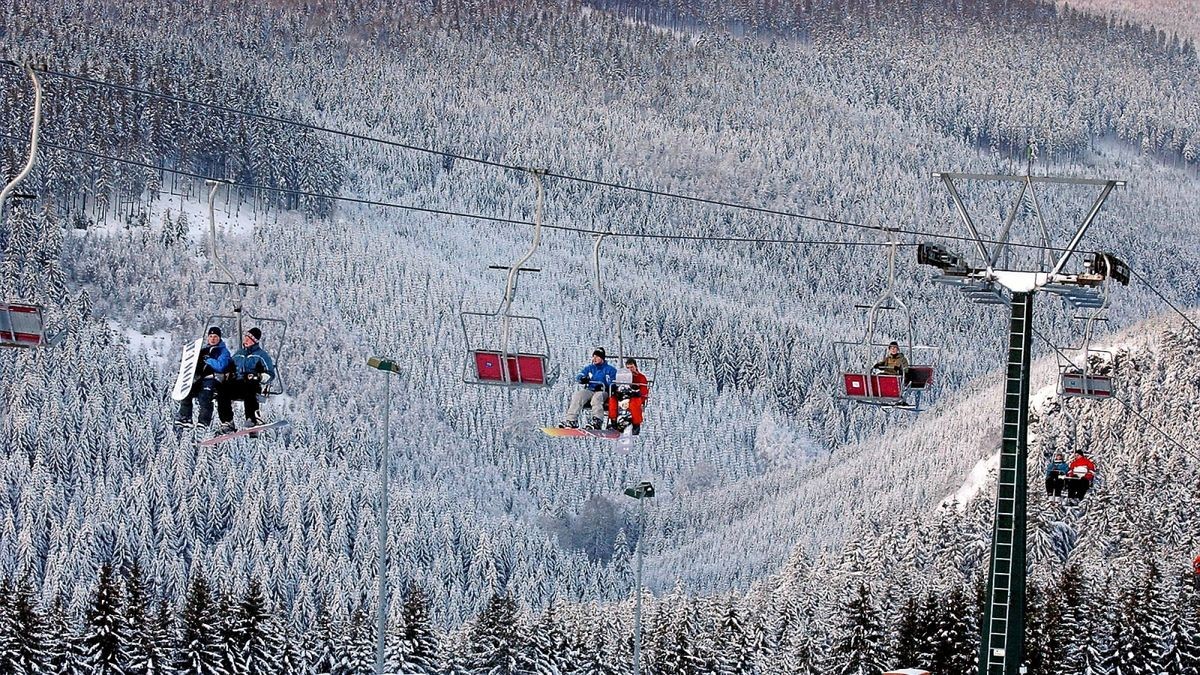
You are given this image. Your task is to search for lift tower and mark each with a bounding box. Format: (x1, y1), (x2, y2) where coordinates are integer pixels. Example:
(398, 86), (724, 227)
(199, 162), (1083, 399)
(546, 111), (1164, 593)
(919, 170), (1124, 675)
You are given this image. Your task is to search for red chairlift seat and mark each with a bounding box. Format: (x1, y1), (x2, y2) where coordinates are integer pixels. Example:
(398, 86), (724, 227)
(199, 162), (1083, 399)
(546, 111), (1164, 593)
(472, 349), (548, 386)
(0, 302), (50, 348)
(1059, 371), (1112, 400)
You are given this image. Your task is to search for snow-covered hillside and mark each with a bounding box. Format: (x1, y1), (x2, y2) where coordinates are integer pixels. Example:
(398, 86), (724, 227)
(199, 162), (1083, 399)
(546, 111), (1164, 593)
(0, 0), (1198, 672)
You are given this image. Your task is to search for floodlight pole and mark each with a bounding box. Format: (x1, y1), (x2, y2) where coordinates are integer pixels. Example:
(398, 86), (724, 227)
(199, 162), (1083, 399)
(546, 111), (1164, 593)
(367, 356), (401, 675)
(624, 480), (654, 675)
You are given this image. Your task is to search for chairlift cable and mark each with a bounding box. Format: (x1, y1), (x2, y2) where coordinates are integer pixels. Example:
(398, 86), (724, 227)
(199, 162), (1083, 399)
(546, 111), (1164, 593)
(4, 63), (1123, 256)
(0, 132), (908, 249)
(1126, 266), (1200, 338)
(1032, 329), (1198, 462)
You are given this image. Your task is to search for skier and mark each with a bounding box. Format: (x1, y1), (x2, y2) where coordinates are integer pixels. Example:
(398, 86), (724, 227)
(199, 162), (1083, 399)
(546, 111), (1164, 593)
(608, 357), (650, 435)
(216, 326), (277, 434)
(175, 326), (233, 428)
(1045, 452), (1068, 499)
(1064, 449), (1096, 503)
(558, 347), (617, 430)
(873, 341), (909, 375)
(1193, 553), (1200, 579)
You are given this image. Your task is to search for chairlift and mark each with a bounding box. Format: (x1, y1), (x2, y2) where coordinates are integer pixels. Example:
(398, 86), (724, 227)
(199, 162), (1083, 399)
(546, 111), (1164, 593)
(839, 235), (936, 411)
(590, 233), (657, 432)
(198, 181), (288, 396)
(1056, 253), (1125, 401)
(460, 170), (557, 388)
(0, 63), (63, 349)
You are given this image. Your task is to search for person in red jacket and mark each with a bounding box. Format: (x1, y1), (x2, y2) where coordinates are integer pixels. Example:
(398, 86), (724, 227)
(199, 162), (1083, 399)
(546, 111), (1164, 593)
(608, 358), (650, 435)
(1193, 553), (1200, 578)
(1064, 449), (1096, 502)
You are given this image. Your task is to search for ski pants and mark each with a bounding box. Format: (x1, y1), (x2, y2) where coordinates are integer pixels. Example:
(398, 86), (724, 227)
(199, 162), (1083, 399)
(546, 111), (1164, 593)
(1065, 477), (1091, 500)
(566, 388), (607, 423)
(1045, 472), (1064, 497)
(218, 379), (262, 423)
(178, 378), (219, 426)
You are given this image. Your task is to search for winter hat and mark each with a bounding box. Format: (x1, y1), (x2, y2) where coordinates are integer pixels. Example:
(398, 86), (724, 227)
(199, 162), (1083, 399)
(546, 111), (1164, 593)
(1075, 449), (1086, 456)
(888, 341), (899, 347)
(207, 326), (222, 337)
(592, 347), (606, 359)
(247, 327), (262, 342)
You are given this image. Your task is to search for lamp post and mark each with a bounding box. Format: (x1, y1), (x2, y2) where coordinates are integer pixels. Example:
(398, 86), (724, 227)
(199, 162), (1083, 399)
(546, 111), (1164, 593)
(367, 356), (401, 675)
(623, 480), (655, 675)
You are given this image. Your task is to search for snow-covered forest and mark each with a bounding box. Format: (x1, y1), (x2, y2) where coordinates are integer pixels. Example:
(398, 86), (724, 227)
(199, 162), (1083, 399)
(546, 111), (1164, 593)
(1, 0), (1199, 672)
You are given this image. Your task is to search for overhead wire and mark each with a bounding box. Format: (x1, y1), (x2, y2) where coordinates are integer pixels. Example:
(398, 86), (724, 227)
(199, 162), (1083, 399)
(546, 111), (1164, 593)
(0, 131), (904, 249)
(0, 61), (1111, 257)
(1031, 328), (1199, 463)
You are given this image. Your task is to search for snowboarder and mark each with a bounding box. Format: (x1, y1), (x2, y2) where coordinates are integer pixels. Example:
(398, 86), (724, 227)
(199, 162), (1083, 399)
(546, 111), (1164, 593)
(175, 326), (233, 428)
(608, 357), (650, 435)
(1045, 452), (1068, 498)
(559, 347), (617, 430)
(873, 341), (909, 375)
(216, 326), (277, 434)
(1064, 449), (1096, 502)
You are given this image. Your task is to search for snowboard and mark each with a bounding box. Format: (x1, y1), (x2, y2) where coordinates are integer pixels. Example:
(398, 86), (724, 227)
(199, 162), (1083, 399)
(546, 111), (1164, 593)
(171, 338), (205, 402)
(541, 427), (635, 441)
(197, 420), (290, 447)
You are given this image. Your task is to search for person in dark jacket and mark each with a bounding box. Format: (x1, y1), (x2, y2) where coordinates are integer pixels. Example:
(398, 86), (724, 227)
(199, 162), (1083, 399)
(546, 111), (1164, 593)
(559, 347), (617, 429)
(216, 326), (277, 433)
(176, 326), (233, 428)
(1045, 452), (1068, 498)
(874, 341), (910, 375)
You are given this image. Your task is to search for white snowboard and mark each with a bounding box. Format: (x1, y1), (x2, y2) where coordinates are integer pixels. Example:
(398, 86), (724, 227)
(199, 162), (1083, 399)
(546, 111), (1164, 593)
(171, 338), (204, 402)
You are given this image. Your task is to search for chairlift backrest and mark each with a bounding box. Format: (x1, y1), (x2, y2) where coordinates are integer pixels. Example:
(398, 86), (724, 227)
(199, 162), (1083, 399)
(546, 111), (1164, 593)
(0, 302), (47, 348)
(205, 313), (288, 395)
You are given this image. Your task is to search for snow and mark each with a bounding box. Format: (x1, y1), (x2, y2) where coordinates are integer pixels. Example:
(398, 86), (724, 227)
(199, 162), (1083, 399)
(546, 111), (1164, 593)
(109, 320), (175, 368)
(942, 451), (999, 510)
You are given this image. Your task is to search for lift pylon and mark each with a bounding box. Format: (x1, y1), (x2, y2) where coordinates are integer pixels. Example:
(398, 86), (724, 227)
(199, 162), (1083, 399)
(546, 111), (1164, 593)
(921, 168), (1125, 675)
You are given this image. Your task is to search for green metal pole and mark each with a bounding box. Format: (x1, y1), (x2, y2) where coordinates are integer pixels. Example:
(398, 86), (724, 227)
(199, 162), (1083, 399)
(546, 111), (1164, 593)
(978, 291), (1033, 675)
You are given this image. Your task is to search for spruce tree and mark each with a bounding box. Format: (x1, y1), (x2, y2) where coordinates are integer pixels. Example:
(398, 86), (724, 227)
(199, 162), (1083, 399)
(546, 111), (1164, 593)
(927, 586), (973, 675)
(13, 575), (51, 674)
(174, 573), (225, 675)
(83, 562), (128, 674)
(468, 593), (521, 674)
(828, 582), (887, 675)
(389, 583), (439, 674)
(235, 578), (282, 674)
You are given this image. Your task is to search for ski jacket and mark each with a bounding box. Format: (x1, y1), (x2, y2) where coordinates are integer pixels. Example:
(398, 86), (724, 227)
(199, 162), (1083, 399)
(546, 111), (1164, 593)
(233, 343), (277, 382)
(576, 361), (617, 392)
(1068, 455), (1096, 481)
(201, 341), (233, 377)
(874, 352), (910, 373)
(1045, 459), (1068, 478)
(1194, 555), (1200, 576)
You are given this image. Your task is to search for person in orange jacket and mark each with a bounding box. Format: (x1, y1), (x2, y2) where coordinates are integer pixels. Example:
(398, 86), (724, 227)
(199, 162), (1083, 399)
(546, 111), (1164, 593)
(1064, 449), (1096, 502)
(608, 358), (650, 435)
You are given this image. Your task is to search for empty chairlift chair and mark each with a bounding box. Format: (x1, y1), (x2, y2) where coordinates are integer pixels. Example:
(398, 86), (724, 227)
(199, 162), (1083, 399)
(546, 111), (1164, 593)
(460, 170), (557, 389)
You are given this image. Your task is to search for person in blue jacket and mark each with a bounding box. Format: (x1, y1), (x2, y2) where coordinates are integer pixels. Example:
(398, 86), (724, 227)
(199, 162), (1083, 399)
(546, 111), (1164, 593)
(176, 326), (233, 428)
(559, 347), (617, 429)
(216, 326), (277, 433)
(1045, 451), (1068, 498)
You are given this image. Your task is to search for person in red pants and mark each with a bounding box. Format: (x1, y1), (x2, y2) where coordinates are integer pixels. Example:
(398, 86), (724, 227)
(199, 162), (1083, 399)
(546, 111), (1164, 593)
(1064, 449), (1096, 503)
(608, 358), (650, 435)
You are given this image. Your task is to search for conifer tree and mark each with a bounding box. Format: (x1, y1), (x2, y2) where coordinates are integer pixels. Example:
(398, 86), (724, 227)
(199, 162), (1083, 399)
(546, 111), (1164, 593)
(828, 582), (887, 675)
(235, 578), (282, 674)
(12, 575), (51, 674)
(389, 583), (439, 674)
(174, 573), (225, 675)
(927, 586), (973, 675)
(468, 593), (522, 674)
(82, 562), (128, 674)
